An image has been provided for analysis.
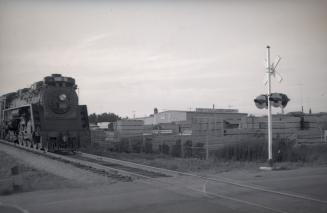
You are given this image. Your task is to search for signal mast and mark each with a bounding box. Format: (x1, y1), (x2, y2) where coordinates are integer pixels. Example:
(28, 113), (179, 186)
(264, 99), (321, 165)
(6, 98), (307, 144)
(266, 45), (273, 166)
(254, 46), (289, 168)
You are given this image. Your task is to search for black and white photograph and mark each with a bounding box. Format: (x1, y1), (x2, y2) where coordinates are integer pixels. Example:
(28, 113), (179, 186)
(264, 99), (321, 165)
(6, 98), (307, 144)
(0, 0), (327, 212)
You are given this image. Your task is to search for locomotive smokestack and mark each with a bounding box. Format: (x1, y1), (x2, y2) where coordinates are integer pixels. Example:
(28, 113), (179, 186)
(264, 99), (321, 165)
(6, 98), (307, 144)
(51, 74), (62, 77)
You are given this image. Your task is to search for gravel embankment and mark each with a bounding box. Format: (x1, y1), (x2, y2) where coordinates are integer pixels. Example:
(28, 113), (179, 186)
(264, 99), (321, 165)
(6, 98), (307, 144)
(0, 150), (82, 195)
(0, 143), (119, 195)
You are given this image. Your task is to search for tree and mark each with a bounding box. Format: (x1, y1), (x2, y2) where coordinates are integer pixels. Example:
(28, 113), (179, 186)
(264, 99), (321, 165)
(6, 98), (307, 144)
(88, 113), (97, 123)
(88, 112), (121, 124)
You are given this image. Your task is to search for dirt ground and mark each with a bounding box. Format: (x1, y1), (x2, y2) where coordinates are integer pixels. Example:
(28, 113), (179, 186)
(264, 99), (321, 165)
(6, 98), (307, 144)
(0, 151), (81, 196)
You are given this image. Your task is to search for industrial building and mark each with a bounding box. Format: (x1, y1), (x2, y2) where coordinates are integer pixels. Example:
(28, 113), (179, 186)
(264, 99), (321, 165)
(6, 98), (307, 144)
(89, 108), (327, 155)
(114, 119), (144, 138)
(140, 108), (245, 125)
(138, 108), (247, 135)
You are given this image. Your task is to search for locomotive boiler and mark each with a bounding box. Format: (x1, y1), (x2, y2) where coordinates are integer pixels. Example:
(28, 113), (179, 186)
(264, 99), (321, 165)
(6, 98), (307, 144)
(0, 74), (90, 152)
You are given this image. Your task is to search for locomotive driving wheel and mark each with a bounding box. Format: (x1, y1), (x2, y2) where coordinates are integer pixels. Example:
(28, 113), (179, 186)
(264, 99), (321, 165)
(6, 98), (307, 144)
(18, 135), (23, 146)
(31, 142), (36, 149)
(41, 141), (49, 152)
(36, 142), (41, 150)
(26, 140), (32, 148)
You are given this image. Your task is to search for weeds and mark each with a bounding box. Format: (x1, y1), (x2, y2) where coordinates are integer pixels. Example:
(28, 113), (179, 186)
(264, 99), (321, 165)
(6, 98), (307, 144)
(213, 138), (327, 163)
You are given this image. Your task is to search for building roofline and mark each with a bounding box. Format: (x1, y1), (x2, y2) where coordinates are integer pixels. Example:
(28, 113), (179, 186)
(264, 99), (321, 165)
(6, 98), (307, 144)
(156, 110), (247, 115)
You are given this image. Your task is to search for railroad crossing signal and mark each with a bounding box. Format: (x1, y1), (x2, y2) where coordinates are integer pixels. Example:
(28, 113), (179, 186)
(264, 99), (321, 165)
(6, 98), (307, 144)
(264, 55), (283, 85)
(271, 56), (283, 82)
(269, 93), (290, 108)
(254, 94), (268, 109)
(254, 93), (290, 109)
(270, 93), (282, 108)
(257, 46), (289, 166)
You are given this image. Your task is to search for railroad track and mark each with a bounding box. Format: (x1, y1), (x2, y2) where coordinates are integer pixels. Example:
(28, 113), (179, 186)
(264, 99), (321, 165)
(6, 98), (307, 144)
(1, 139), (327, 213)
(0, 139), (166, 181)
(76, 152), (327, 212)
(78, 152), (327, 202)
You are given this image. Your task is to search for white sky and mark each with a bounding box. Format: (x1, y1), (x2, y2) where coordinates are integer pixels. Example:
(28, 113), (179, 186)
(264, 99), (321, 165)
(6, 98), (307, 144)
(0, 0), (327, 117)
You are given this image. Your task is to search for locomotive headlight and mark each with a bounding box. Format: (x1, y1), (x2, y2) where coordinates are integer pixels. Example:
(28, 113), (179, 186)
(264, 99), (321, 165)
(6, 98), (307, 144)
(59, 94), (67, 101)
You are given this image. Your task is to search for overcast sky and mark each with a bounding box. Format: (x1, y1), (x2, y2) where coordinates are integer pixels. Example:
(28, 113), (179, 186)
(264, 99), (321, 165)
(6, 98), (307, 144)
(0, 0), (326, 117)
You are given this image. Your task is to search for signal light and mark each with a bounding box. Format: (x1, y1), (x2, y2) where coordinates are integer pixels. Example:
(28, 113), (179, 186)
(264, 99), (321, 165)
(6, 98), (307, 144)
(280, 93), (290, 108)
(254, 93), (290, 109)
(254, 94), (268, 109)
(269, 93), (282, 107)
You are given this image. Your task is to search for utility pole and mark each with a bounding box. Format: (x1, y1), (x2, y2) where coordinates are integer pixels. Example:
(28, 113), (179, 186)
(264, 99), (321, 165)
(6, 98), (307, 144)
(299, 83), (304, 113)
(266, 45), (273, 166)
(255, 46), (286, 169)
(179, 124), (184, 158)
(206, 118), (209, 160)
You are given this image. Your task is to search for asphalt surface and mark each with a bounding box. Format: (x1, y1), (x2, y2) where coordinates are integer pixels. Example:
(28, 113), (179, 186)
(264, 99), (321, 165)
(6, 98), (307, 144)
(1, 142), (327, 213)
(1, 181), (275, 213)
(1, 167), (327, 213)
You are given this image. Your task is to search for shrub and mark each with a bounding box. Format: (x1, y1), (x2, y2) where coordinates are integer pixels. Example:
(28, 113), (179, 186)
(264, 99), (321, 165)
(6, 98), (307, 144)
(183, 140), (193, 158)
(131, 140), (142, 153)
(193, 142), (205, 159)
(213, 138), (327, 163)
(144, 141), (153, 153)
(162, 143), (170, 155)
(118, 138), (130, 153)
(214, 139), (269, 161)
(172, 140), (182, 157)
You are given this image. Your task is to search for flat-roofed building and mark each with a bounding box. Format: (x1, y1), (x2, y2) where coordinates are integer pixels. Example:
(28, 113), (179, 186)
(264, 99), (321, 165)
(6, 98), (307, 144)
(137, 108), (247, 137)
(114, 119), (144, 138)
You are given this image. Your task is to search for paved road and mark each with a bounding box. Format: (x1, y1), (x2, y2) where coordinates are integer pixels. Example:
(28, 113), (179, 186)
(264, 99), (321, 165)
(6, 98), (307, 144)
(1, 166), (327, 213)
(1, 142), (327, 213)
(1, 180), (274, 213)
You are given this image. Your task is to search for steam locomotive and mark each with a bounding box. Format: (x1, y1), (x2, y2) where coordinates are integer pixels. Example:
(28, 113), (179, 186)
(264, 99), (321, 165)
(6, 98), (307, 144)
(0, 74), (90, 152)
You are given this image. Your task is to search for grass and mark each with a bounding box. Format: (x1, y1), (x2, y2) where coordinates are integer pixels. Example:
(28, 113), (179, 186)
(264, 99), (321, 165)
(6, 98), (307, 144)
(213, 139), (327, 163)
(81, 140), (327, 174)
